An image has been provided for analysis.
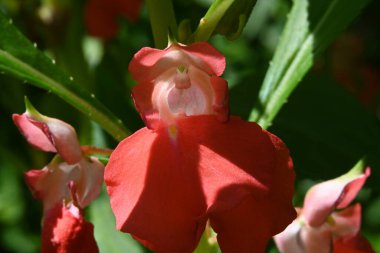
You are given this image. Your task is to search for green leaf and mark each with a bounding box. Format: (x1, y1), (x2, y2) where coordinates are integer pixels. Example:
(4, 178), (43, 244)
(249, 0), (370, 128)
(269, 73), (380, 191)
(194, 0), (257, 42)
(146, 0), (177, 49)
(0, 11), (130, 141)
(194, 0), (234, 42)
(89, 188), (147, 253)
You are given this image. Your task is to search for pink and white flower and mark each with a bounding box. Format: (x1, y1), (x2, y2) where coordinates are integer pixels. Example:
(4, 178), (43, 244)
(13, 99), (102, 252)
(274, 163), (374, 253)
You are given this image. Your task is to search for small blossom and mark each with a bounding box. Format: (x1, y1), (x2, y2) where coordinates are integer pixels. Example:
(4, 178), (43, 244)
(24, 156), (104, 212)
(13, 100), (103, 210)
(105, 42), (296, 253)
(13, 99), (102, 252)
(42, 202), (99, 253)
(274, 163), (375, 253)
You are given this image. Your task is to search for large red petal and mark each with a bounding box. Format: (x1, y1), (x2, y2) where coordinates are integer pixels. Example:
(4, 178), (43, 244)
(105, 115), (295, 253)
(197, 117), (295, 252)
(333, 234), (375, 253)
(210, 196), (271, 253)
(105, 127), (206, 253)
(303, 168), (370, 227)
(42, 203), (99, 253)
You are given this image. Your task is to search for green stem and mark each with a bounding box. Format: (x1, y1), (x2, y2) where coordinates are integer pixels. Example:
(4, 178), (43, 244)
(0, 50), (130, 141)
(81, 145), (113, 156)
(194, 0), (234, 42)
(146, 0), (177, 49)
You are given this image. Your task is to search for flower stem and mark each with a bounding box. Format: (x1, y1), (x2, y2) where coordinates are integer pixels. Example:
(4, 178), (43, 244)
(81, 145), (113, 156)
(193, 0), (234, 42)
(146, 0), (177, 49)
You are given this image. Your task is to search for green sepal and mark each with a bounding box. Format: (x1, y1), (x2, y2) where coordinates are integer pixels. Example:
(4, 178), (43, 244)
(341, 158), (367, 181)
(23, 96), (48, 123)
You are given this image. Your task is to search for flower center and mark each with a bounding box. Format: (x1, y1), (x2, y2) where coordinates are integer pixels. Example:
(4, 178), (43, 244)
(174, 64), (191, 89)
(167, 66), (208, 115)
(153, 64), (214, 124)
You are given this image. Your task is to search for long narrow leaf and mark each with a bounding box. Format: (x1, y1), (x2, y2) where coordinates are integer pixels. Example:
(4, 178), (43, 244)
(249, 0), (370, 128)
(0, 11), (130, 141)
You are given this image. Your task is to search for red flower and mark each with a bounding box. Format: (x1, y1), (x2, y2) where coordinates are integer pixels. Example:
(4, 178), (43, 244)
(274, 163), (374, 253)
(85, 0), (143, 39)
(13, 100), (101, 252)
(105, 42), (296, 253)
(42, 203), (98, 253)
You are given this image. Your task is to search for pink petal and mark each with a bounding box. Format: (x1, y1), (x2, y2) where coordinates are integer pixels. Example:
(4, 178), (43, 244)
(274, 215), (305, 253)
(181, 42), (226, 76)
(303, 167), (370, 227)
(129, 47), (168, 83)
(42, 203), (99, 253)
(331, 203), (362, 238)
(13, 113), (83, 164)
(25, 163), (79, 212)
(105, 115), (295, 252)
(130, 45), (229, 128)
(13, 113), (56, 153)
(299, 223), (333, 253)
(333, 234), (375, 253)
(129, 42), (225, 84)
(25, 157), (103, 211)
(74, 157), (104, 208)
(45, 118), (83, 164)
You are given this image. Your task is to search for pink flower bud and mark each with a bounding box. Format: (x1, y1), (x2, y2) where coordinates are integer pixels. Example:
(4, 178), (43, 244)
(13, 101), (82, 164)
(274, 165), (374, 253)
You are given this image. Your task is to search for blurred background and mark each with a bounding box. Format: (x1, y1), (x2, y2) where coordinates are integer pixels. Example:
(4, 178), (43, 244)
(0, 0), (379, 252)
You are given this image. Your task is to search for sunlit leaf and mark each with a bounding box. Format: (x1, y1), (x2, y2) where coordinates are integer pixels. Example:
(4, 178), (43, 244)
(270, 72), (380, 189)
(0, 11), (130, 141)
(249, 0), (370, 128)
